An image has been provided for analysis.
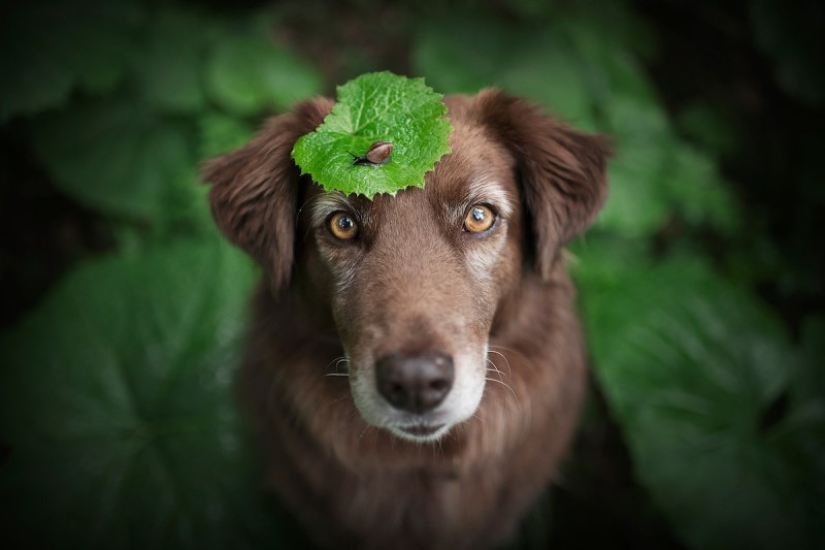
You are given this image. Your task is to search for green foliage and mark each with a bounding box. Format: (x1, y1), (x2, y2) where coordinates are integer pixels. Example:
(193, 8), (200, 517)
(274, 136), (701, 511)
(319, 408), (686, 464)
(203, 18), (322, 115)
(0, 238), (287, 549)
(292, 72), (452, 198)
(198, 112), (256, 160)
(2, 1), (322, 234)
(29, 97), (200, 224)
(0, 1), (322, 548)
(751, 0), (825, 106)
(0, 0), (142, 122)
(134, 9), (214, 114)
(577, 260), (825, 549)
(413, 13), (741, 239)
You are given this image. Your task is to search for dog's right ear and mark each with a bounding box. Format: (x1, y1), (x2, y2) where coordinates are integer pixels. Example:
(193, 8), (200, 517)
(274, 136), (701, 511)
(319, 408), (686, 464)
(202, 97), (333, 293)
(475, 89), (612, 280)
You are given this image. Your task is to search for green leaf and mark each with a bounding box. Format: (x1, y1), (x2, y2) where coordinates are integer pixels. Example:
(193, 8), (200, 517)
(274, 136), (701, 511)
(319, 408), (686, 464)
(500, 33), (595, 129)
(0, 238), (290, 549)
(413, 17), (519, 94)
(29, 97), (201, 224)
(203, 19), (322, 115)
(0, 0), (142, 122)
(675, 101), (739, 157)
(663, 144), (741, 235)
(596, 98), (672, 236)
(134, 9), (216, 114)
(291, 72), (453, 198)
(562, 3), (659, 63)
(413, 17), (596, 128)
(581, 261), (825, 550)
(198, 112), (256, 159)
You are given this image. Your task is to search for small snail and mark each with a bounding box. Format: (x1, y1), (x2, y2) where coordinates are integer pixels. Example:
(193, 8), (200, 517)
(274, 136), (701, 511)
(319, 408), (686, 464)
(351, 141), (393, 166)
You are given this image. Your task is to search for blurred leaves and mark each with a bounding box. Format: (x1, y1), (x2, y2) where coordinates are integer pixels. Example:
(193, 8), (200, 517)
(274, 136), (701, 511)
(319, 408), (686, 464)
(198, 112), (256, 160)
(751, 0), (825, 105)
(3, 1), (321, 235)
(0, 2), (322, 548)
(0, 238), (284, 549)
(29, 97), (200, 224)
(414, 18), (595, 128)
(203, 19), (322, 116)
(413, 13), (741, 240)
(0, 0), (142, 122)
(577, 260), (825, 550)
(134, 9), (215, 114)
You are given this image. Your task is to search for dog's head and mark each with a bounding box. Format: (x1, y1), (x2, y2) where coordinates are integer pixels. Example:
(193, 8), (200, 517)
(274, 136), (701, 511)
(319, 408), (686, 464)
(204, 90), (609, 443)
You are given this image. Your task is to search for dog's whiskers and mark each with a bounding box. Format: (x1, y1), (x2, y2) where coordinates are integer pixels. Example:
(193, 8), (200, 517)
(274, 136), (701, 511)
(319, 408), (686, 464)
(485, 355), (516, 399)
(324, 356), (351, 378)
(489, 344), (539, 373)
(486, 348), (513, 376)
(484, 376), (518, 398)
(485, 360), (507, 381)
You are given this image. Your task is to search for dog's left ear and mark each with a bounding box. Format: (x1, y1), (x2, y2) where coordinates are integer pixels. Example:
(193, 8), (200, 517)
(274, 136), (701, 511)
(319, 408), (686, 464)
(202, 97), (333, 294)
(476, 89), (611, 279)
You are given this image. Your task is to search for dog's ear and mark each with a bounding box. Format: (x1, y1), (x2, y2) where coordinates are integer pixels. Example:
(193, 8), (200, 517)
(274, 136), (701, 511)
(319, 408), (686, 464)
(202, 97), (333, 293)
(476, 89), (611, 279)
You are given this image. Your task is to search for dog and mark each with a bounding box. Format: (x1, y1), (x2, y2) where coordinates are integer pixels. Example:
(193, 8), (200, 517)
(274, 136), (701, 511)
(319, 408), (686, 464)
(203, 88), (610, 549)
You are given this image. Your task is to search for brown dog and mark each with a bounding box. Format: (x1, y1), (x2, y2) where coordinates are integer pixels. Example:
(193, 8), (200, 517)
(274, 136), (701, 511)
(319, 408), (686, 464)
(204, 89), (610, 549)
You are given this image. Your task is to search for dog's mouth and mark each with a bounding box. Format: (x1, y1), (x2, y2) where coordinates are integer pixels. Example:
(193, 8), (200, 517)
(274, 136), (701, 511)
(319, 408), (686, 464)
(394, 422), (447, 441)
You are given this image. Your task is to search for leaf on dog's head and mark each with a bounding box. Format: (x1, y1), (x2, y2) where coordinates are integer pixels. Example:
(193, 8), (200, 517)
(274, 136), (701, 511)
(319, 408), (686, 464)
(291, 72), (453, 199)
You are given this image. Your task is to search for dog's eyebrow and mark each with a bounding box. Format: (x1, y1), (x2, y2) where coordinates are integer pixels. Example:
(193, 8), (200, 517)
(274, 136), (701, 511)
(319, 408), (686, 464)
(467, 177), (515, 218)
(309, 192), (354, 227)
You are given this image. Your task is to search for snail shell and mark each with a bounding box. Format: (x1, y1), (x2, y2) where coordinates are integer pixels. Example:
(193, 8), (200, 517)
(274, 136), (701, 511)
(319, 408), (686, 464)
(351, 141), (393, 166)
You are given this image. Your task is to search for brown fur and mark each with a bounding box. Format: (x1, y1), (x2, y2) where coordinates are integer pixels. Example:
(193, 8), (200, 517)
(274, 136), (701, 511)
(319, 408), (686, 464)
(203, 89), (610, 549)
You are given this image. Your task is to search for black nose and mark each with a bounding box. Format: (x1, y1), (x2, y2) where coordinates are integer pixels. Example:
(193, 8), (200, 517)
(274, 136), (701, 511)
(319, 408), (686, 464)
(375, 352), (454, 414)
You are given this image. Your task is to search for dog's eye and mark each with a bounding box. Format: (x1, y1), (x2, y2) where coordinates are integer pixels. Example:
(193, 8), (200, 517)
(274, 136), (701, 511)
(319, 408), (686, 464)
(463, 205), (496, 233)
(328, 212), (359, 241)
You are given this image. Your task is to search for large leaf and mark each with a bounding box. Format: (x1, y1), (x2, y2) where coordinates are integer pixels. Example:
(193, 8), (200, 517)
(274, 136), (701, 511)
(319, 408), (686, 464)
(203, 19), (322, 115)
(291, 71), (453, 198)
(0, 0), (142, 122)
(596, 98), (673, 236)
(413, 17), (596, 128)
(579, 261), (825, 550)
(0, 238), (291, 549)
(664, 145), (741, 235)
(413, 17), (515, 95)
(133, 9), (218, 114)
(29, 97), (201, 225)
(198, 111), (256, 160)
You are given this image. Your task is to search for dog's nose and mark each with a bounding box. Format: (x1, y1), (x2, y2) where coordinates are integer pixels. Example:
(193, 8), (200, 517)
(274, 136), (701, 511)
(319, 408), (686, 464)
(375, 352), (454, 414)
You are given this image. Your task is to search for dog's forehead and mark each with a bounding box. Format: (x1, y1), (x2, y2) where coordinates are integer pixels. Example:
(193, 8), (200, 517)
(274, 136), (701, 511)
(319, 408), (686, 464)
(430, 118), (513, 190)
(307, 107), (517, 221)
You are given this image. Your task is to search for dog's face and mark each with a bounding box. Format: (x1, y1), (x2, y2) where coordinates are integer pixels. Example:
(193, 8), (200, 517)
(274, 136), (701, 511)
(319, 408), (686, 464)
(303, 117), (523, 441)
(205, 90), (609, 444)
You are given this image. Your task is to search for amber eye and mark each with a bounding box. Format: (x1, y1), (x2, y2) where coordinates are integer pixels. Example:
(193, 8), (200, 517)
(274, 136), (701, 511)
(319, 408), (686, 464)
(328, 212), (359, 240)
(463, 205), (496, 233)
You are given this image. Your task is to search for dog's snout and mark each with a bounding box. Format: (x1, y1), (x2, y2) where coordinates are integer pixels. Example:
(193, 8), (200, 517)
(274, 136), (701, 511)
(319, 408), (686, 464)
(375, 352), (454, 414)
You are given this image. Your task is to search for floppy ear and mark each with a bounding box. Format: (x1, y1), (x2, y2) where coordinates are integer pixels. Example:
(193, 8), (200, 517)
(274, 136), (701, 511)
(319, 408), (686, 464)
(202, 97), (333, 293)
(476, 89), (611, 279)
